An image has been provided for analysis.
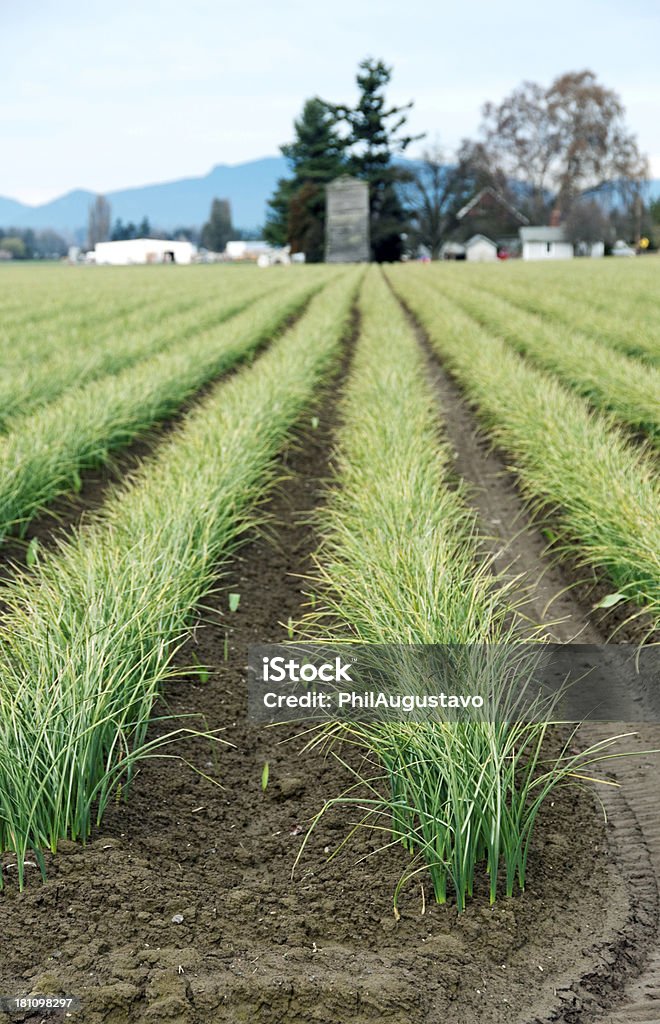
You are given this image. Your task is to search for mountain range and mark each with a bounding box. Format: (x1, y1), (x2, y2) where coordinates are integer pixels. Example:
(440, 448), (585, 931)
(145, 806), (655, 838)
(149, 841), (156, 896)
(1, 158), (659, 240)
(0, 157), (289, 238)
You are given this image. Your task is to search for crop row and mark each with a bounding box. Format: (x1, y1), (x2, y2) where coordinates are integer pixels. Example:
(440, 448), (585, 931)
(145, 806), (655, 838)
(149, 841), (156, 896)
(0, 264), (259, 339)
(387, 267), (660, 631)
(0, 269), (360, 886)
(0, 271), (338, 543)
(299, 269), (623, 911)
(466, 269), (660, 367)
(0, 274), (287, 427)
(0, 266), (202, 358)
(417, 268), (660, 446)
(461, 259), (660, 353)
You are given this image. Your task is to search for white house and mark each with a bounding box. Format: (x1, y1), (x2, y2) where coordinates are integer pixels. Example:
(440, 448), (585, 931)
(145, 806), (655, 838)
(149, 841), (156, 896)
(94, 239), (195, 265)
(465, 234), (497, 262)
(519, 226), (574, 261)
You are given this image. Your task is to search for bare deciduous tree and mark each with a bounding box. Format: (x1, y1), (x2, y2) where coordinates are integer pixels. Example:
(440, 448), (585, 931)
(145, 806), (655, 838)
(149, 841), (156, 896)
(88, 195), (111, 248)
(479, 70), (647, 220)
(563, 198), (612, 247)
(404, 141), (521, 257)
(404, 145), (457, 259)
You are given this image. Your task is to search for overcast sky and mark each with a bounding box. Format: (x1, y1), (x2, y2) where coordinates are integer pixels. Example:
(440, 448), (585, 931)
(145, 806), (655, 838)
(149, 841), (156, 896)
(3, 0), (660, 204)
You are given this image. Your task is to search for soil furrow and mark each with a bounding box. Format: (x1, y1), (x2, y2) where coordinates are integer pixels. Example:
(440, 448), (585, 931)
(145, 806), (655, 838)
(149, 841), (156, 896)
(392, 284), (660, 1024)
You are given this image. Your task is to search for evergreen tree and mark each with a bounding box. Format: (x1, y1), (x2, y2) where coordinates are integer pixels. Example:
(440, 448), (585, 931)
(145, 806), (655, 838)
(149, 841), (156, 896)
(263, 179), (295, 249)
(264, 98), (346, 262)
(201, 199), (233, 252)
(338, 59), (422, 261)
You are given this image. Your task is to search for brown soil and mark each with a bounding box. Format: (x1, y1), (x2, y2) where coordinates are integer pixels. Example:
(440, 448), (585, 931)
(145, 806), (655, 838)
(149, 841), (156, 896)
(0, 290), (657, 1023)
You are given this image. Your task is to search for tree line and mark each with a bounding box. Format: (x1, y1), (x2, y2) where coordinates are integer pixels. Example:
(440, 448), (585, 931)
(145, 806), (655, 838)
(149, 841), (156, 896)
(264, 62), (655, 261)
(87, 195), (237, 252)
(0, 228), (68, 260)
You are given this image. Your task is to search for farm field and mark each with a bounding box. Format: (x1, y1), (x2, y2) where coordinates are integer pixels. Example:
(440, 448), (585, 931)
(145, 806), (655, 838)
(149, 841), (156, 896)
(0, 260), (658, 1024)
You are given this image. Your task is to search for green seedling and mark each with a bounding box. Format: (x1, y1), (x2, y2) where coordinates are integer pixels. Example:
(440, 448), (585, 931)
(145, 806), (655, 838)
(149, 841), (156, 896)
(261, 762), (270, 791)
(311, 415), (319, 429)
(593, 592), (627, 610)
(228, 593), (241, 613)
(191, 652), (210, 683)
(26, 537), (40, 567)
(0, 271), (334, 545)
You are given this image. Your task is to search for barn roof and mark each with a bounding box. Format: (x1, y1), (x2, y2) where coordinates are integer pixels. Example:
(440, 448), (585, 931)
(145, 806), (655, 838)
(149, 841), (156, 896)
(519, 226), (568, 242)
(457, 186), (530, 225)
(465, 233), (497, 248)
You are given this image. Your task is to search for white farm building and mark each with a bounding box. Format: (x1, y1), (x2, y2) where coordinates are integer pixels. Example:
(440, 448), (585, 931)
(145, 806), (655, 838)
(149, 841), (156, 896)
(519, 226), (574, 261)
(465, 234), (497, 262)
(94, 239), (196, 265)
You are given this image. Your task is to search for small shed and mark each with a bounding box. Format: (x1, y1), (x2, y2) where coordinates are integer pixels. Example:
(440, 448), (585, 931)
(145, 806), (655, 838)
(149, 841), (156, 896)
(94, 239), (195, 265)
(520, 227), (574, 261)
(465, 234), (497, 262)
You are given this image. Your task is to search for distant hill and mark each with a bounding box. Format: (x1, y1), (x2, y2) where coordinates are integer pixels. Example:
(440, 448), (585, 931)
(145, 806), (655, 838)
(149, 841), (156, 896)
(0, 157), (289, 237)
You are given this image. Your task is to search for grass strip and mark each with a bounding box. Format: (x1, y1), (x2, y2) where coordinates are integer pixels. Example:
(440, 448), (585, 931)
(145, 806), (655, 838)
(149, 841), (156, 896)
(387, 267), (660, 630)
(423, 271), (660, 445)
(299, 268), (630, 912)
(0, 272), (337, 542)
(0, 268), (360, 886)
